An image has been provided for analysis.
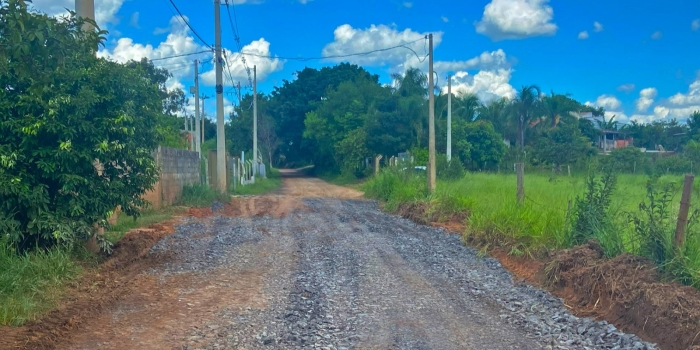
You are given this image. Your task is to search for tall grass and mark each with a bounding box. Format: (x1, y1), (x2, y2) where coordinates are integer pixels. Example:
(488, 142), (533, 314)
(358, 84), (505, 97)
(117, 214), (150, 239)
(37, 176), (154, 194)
(179, 184), (230, 207)
(0, 238), (82, 326)
(363, 169), (700, 288)
(232, 168), (283, 195)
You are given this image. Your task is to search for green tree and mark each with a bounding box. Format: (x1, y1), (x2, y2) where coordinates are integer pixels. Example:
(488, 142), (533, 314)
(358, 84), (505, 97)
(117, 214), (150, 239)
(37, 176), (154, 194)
(0, 1), (160, 250)
(124, 58), (188, 149)
(511, 85), (542, 149)
(459, 121), (506, 171)
(533, 122), (596, 169)
(269, 63), (378, 166)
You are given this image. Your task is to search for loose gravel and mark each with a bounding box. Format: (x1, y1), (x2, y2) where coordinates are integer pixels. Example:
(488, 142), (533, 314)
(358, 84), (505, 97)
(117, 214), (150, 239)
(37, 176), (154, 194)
(143, 197), (657, 350)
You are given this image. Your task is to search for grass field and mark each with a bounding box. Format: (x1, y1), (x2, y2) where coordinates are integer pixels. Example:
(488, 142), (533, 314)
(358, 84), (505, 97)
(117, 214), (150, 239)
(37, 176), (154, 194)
(363, 169), (700, 288)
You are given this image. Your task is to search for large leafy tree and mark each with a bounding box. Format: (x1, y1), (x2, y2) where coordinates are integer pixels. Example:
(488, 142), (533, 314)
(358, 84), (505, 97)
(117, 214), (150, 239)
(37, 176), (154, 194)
(533, 122), (596, 168)
(460, 121), (506, 171)
(0, 1), (160, 250)
(269, 63), (377, 166)
(124, 58), (188, 149)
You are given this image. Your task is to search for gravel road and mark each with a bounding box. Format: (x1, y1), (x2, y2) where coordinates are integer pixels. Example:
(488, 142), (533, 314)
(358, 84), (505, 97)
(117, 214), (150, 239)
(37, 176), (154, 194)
(58, 173), (657, 350)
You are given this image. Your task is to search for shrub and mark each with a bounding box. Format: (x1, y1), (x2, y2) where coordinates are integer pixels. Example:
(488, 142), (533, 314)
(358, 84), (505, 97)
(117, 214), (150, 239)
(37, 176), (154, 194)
(0, 3), (161, 251)
(570, 169), (623, 256)
(436, 154), (465, 180)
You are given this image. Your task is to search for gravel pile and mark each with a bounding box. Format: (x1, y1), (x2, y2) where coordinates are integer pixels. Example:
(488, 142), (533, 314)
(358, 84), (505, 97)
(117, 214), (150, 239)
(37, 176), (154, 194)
(145, 198), (656, 349)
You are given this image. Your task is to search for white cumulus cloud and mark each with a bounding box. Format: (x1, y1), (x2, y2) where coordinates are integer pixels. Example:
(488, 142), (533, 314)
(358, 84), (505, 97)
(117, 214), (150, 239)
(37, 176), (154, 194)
(586, 95), (622, 111)
(434, 49), (511, 73)
(201, 39), (284, 86)
(321, 24), (439, 69)
(636, 88), (658, 112)
(593, 21), (604, 32)
(475, 0), (557, 41)
(578, 31), (589, 40)
(30, 0), (125, 28)
(447, 70), (516, 103)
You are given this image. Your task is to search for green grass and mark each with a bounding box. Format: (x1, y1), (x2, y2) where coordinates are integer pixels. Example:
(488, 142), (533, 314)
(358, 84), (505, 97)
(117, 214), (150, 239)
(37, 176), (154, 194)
(363, 169), (700, 287)
(232, 168), (283, 195)
(0, 238), (82, 326)
(104, 206), (185, 244)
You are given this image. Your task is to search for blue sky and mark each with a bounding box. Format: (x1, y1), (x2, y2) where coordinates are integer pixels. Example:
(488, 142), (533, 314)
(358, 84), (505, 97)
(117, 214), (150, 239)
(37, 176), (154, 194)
(33, 0), (700, 123)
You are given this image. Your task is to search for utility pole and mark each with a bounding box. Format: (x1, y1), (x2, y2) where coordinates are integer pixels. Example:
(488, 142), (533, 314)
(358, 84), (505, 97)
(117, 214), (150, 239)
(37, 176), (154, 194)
(447, 74), (452, 162)
(253, 65), (258, 177)
(194, 60), (201, 155)
(427, 33), (436, 193)
(75, 0), (95, 32)
(201, 95), (210, 145)
(214, 0), (227, 192)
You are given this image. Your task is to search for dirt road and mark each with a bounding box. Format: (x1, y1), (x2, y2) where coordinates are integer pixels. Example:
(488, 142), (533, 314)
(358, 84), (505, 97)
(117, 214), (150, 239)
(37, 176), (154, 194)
(10, 172), (656, 350)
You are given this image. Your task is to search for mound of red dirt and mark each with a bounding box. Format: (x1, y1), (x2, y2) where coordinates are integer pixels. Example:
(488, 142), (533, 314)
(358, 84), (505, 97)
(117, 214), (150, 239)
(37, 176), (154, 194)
(544, 241), (700, 350)
(0, 222), (178, 350)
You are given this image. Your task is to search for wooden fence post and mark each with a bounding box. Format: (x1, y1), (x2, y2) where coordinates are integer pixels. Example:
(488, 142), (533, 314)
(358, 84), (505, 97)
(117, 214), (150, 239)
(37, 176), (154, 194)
(675, 174), (694, 249)
(516, 162), (525, 205)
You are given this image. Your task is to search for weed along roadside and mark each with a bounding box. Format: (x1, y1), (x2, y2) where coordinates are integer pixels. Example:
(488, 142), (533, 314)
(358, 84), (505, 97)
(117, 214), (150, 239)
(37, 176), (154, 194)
(362, 168), (700, 350)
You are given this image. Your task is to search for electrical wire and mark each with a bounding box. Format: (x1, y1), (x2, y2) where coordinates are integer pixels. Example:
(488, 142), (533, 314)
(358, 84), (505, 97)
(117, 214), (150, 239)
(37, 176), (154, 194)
(224, 0), (253, 89)
(166, 0), (213, 49)
(239, 37), (429, 62)
(151, 50), (213, 61)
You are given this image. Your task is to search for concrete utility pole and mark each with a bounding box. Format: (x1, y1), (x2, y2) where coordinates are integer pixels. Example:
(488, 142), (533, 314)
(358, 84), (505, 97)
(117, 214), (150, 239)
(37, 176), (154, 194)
(194, 60), (201, 154)
(447, 74), (452, 162)
(214, 0), (227, 192)
(201, 95), (210, 146)
(253, 65), (258, 177)
(75, 0), (95, 31)
(427, 33), (436, 193)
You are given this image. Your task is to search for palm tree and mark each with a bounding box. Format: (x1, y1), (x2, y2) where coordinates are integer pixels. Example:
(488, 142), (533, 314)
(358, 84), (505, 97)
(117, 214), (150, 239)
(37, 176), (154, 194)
(391, 68), (427, 97)
(453, 93), (482, 122)
(596, 115), (618, 131)
(477, 97), (511, 141)
(539, 92), (581, 128)
(511, 85), (542, 149)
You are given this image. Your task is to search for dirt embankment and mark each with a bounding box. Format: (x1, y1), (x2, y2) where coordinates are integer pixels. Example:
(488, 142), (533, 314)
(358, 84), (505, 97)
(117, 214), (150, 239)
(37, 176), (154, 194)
(395, 202), (700, 350)
(0, 221), (178, 350)
(0, 195), (304, 350)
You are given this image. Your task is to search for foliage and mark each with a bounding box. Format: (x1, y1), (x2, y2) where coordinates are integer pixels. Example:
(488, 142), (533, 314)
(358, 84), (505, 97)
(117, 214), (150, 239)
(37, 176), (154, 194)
(232, 168), (282, 195)
(460, 121), (506, 171)
(511, 85), (542, 149)
(0, 2), (161, 250)
(268, 63), (379, 167)
(178, 184), (229, 207)
(124, 58), (188, 149)
(629, 178), (677, 266)
(600, 147), (649, 173)
(436, 154), (465, 180)
(0, 237), (81, 325)
(533, 122), (596, 168)
(570, 169), (622, 256)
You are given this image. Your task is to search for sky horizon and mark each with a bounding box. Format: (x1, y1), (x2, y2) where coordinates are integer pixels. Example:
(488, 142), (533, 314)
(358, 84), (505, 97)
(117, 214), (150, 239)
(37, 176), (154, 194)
(30, 0), (700, 125)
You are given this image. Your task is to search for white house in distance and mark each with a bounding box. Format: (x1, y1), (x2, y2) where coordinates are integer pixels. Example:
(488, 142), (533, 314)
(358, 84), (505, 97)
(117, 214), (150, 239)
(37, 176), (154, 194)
(572, 112), (633, 152)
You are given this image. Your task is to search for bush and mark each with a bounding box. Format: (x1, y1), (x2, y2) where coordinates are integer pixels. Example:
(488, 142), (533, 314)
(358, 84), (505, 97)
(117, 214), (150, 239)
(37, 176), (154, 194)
(436, 154), (465, 180)
(0, 3), (161, 251)
(570, 169), (623, 257)
(600, 147), (649, 173)
(179, 184), (229, 207)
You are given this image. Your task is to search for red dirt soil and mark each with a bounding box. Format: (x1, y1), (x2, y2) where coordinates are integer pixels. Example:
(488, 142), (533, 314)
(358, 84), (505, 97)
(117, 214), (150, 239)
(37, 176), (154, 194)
(395, 201), (700, 350)
(0, 221), (178, 350)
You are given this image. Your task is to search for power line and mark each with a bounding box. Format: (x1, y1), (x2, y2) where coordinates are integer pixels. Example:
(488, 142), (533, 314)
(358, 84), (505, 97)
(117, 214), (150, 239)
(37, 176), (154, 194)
(239, 37), (429, 62)
(166, 0), (213, 49)
(151, 50), (213, 61)
(224, 0), (253, 89)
